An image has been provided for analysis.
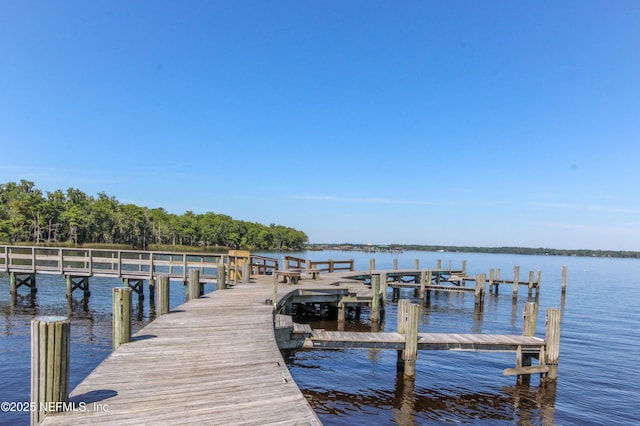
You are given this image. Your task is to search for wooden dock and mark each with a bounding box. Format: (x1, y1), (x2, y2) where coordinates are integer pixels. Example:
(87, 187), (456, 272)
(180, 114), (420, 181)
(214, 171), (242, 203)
(304, 330), (545, 352)
(28, 255), (561, 425)
(40, 276), (321, 426)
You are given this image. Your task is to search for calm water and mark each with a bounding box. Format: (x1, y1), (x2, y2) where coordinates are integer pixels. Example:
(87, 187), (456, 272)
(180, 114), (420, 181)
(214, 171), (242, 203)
(1, 250), (639, 425)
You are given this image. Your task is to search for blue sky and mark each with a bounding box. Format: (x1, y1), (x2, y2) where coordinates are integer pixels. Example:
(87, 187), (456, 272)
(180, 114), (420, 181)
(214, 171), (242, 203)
(1, 1), (639, 250)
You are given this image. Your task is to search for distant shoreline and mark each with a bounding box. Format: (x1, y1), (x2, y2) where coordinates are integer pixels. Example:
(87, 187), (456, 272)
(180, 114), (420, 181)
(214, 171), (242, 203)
(307, 244), (640, 259)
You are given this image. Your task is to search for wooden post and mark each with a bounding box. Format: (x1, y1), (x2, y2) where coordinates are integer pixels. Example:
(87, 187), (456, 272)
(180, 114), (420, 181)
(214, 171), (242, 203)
(328, 259), (334, 273)
(462, 260), (467, 274)
(337, 301), (345, 326)
(474, 274), (485, 307)
(419, 271), (426, 299)
(397, 299), (409, 334)
(380, 272), (388, 303)
(495, 268), (501, 293)
(242, 262), (250, 284)
(113, 287), (132, 350)
(65, 275), (71, 298)
(513, 266), (520, 298)
(403, 303), (419, 378)
(283, 258), (290, 270)
(522, 302), (537, 337)
(188, 269), (200, 301)
(369, 258), (375, 271)
(528, 271), (534, 296)
(436, 259), (441, 269)
(217, 263), (226, 289)
(157, 275), (170, 316)
(545, 308), (561, 380)
(272, 273), (278, 309)
(561, 265), (567, 294)
(148, 277), (156, 306)
(489, 268), (494, 294)
(414, 259), (419, 269)
(536, 269), (541, 293)
(10, 271), (16, 295)
(371, 274), (380, 323)
(393, 259), (398, 270)
(30, 316), (70, 426)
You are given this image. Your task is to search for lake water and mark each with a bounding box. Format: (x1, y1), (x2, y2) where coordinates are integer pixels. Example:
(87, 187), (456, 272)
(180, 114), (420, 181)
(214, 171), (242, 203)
(1, 250), (639, 425)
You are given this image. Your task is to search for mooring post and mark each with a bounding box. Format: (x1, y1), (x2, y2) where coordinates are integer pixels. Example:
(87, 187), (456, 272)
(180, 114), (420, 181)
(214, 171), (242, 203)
(393, 259), (398, 270)
(489, 269), (495, 294)
(188, 269), (200, 301)
(148, 277), (156, 305)
(242, 262), (250, 284)
(337, 301), (345, 326)
(10, 271), (16, 295)
(495, 268), (501, 293)
(369, 258), (375, 271)
(403, 303), (419, 378)
(157, 275), (170, 316)
(419, 270), (427, 299)
(522, 302), (537, 337)
(380, 272), (387, 303)
(474, 274), (485, 308)
(462, 260), (467, 274)
(513, 266), (520, 298)
(217, 262), (226, 289)
(561, 265), (567, 294)
(113, 287), (132, 350)
(396, 299), (409, 370)
(371, 274), (380, 323)
(414, 259), (419, 269)
(30, 316), (70, 426)
(528, 271), (534, 296)
(545, 308), (561, 380)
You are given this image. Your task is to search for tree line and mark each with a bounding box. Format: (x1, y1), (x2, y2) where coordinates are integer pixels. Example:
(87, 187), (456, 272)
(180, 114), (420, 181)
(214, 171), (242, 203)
(0, 180), (308, 250)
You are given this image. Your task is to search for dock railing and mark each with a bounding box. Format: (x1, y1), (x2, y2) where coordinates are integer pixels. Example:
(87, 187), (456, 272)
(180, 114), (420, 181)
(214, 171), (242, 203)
(0, 245), (226, 282)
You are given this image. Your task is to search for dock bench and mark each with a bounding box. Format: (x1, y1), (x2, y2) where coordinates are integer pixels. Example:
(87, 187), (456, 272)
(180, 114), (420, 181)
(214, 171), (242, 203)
(276, 270), (301, 285)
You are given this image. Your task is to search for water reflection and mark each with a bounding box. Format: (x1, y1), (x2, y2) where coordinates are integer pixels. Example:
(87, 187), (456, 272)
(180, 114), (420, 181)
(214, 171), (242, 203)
(299, 374), (558, 425)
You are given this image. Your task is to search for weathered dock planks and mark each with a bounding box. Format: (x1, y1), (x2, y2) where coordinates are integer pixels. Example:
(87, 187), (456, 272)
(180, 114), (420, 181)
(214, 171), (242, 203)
(303, 330), (545, 352)
(40, 278), (321, 426)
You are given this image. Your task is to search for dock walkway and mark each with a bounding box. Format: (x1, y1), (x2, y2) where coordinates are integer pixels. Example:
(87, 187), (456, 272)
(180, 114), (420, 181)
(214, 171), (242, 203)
(41, 276), (321, 426)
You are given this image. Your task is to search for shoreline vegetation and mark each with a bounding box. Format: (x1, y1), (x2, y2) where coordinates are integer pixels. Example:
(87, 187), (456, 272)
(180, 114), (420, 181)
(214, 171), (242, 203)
(0, 180), (307, 251)
(307, 243), (640, 259)
(2, 181), (637, 259)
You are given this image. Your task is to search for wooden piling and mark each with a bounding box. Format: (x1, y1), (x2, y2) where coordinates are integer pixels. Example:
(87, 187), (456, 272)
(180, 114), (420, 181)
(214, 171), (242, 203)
(187, 269), (201, 301)
(474, 274), (485, 307)
(380, 272), (388, 303)
(397, 299), (409, 334)
(414, 259), (419, 269)
(242, 262), (250, 284)
(462, 260), (467, 274)
(419, 270), (427, 299)
(489, 269), (494, 293)
(513, 266), (520, 298)
(10, 271), (16, 295)
(157, 275), (170, 316)
(522, 302), (537, 337)
(393, 259), (398, 270)
(217, 263), (226, 289)
(371, 274), (380, 323)
(112, 287), (132, 350)
(403, 303), (419, 378)
(545, 308), (561, 380)
(369, 258), (375, 271)
(561, 265), (567, 294)
(30, 316), (70, 426)
(528, 271), (534, 296)
(495, 268), (501, 293)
